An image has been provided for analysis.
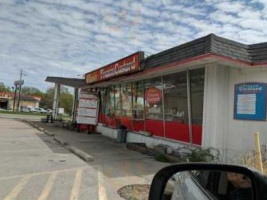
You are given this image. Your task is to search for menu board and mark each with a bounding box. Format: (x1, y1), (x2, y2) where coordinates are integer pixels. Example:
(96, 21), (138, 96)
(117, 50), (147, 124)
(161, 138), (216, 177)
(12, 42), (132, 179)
(234, 83), (266, 121)
(77, 91), (99, 125)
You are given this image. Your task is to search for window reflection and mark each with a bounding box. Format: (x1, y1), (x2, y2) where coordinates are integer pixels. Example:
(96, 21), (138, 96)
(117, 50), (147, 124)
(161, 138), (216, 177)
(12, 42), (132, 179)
(164, 71), (188, 123)
(190, 68), (205, 126)
(132, 81), (144, 119)
(114, 85), (121, 117)
(163, 71), (190, 142)
(145, 77), (163, 120)
(121, 83), (132, 117)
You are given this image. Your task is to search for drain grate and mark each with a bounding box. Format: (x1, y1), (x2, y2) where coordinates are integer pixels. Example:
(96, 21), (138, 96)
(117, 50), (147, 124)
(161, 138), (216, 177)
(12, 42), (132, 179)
(118, 184), (150, 200)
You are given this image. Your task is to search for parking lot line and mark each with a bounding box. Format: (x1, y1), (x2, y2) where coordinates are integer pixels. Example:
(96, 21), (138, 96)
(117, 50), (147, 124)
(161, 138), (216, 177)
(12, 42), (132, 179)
(98, 167), (107, 200)
(38, 172), (58, 200)
(3, 175), (31, 200)
(0, 166), (88, 181)
(69, 169), (83, 200)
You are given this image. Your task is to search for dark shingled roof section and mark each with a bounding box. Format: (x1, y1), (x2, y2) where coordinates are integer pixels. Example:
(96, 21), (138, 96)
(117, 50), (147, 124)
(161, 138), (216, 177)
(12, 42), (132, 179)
(145, 34), (267, 69)
(45, 77), (85, 88)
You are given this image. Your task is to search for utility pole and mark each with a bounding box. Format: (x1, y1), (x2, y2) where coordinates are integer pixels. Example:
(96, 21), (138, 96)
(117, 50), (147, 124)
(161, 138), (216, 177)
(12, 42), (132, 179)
(16, 69), (24, 112)
(13, 85), (17, 112)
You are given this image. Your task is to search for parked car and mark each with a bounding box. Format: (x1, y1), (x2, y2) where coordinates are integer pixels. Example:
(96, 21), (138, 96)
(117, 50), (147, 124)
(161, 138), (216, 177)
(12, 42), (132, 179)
(149, 163), (267, 200)
(27, 107), (38, 112)
(46, 109), (52, 114)
(37, 108), (48, 113)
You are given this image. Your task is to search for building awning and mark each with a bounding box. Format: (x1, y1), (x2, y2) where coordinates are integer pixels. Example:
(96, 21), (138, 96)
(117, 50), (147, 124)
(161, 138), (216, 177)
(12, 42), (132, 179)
(45, 77), (86, 88)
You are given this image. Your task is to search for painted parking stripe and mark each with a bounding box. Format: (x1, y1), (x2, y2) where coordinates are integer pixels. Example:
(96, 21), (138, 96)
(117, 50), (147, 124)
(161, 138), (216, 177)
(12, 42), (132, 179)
(69, 169), (83, 200)
(97, 167), (107, 200)
(38, 172), (58, 200)
(0, 166), (88, 181)
(3, 175), (31, 200)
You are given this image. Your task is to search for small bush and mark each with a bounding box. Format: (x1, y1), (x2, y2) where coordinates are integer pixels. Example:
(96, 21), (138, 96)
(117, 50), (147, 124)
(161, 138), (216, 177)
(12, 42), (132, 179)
(187, 147), (221, 162)
(155, 153), (170, 163)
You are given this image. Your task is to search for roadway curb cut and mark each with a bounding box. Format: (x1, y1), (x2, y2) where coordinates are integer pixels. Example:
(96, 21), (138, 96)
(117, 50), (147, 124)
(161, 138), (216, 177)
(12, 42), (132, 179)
(67, 145), (94, 162)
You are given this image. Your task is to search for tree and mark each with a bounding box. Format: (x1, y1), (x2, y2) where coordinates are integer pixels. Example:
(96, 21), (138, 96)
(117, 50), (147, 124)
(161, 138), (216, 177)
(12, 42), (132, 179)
(39, 88), (54, 109)
(59, 92), (73, 114)
(0, 82), (11, 92)
(21, 87), (43, 96)
(39, 86), (73, 114)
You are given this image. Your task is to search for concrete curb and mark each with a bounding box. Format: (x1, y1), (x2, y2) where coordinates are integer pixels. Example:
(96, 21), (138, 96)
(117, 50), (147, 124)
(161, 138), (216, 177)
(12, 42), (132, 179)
(54, 136), (68, 146)
(43, 131), (55, 137)
(67, 145), (94, 162)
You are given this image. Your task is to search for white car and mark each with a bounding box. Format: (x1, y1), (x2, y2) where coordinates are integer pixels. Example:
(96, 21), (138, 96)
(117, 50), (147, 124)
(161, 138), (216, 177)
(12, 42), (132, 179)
(46, 109), (52, 114)
(27, 107), (38, 112)
(37, 108), (47, 113)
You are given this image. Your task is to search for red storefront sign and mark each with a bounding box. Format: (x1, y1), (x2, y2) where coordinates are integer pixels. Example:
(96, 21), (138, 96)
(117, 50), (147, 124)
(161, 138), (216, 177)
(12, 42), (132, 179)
(145, 87), (162, 104)
(85, 52), (144, 84)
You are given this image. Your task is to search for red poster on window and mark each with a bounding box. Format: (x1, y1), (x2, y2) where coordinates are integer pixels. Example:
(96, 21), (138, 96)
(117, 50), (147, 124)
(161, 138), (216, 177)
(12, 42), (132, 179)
(145, 87), (162, 104)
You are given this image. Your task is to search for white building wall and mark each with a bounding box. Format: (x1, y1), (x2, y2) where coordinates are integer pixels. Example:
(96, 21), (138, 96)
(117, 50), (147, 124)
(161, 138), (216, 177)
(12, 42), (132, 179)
(226, 67), (267, 158)
(202, 63), (230, 160)
(203, 64), (267, 161)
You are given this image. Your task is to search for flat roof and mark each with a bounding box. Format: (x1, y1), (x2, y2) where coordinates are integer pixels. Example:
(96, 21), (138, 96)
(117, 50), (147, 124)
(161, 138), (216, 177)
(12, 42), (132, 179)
(46, 33), (267, 88)
(45, 77), (85, 88)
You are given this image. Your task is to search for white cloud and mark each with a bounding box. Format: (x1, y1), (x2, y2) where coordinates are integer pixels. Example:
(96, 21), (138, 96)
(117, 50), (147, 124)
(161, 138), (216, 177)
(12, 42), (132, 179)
(0, 0), (267, 90)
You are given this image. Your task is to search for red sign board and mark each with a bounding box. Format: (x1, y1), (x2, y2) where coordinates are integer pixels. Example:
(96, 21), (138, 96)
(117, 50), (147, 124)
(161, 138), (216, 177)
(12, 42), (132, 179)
(85, 52), (144, 84)
(145, 87), (162, 104)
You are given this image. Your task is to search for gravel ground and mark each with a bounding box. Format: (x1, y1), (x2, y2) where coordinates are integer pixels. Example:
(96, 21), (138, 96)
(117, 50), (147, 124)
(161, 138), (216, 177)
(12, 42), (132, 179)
(118, 184), (150, 200)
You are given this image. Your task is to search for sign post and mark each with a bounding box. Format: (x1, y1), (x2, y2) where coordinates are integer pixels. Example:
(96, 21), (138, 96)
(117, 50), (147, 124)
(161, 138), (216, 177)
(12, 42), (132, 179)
(77, 90), (99, 125)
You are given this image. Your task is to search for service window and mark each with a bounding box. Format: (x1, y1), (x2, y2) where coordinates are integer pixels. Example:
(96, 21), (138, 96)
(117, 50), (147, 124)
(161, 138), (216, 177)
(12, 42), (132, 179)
(190, 68), (205, 126)
(132, 81), (144, 119)
(163, 71), (188, 123)
(121, 83), (132, 117)
(144, 77), (163, 120)
(163, 71), (190, 142)
(144, 77), (164, 136)
(104, 87), (115, 117)
(114, 85), (121, 117)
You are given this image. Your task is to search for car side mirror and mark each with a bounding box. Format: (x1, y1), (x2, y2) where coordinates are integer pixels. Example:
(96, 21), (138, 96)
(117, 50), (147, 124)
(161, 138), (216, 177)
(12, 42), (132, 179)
(149, 163), (267, 200)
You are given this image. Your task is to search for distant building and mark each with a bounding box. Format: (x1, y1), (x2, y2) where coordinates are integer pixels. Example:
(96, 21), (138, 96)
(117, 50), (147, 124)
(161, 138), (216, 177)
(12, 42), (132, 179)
(0, 92), (41, 110)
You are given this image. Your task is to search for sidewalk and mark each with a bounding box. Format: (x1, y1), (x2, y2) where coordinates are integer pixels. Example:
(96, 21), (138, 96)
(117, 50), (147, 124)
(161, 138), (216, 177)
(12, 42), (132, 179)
(27, 120), (169, 199)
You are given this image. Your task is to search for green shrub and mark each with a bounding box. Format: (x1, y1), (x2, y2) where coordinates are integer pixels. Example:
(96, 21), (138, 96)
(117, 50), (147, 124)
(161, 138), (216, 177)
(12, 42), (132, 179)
(187, 147), (220, 162)
(155, 153), (170, 163)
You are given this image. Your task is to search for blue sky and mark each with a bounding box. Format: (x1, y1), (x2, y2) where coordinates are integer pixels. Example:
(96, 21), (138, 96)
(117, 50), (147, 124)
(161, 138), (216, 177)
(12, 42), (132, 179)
(0, 0), (267, 91)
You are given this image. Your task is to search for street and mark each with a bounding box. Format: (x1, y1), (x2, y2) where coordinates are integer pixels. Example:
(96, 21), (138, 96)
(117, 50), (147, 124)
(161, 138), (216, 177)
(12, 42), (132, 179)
(0, 113), (42, 121)
(0, 118), (167, 200)
(0, 118), (97, 200)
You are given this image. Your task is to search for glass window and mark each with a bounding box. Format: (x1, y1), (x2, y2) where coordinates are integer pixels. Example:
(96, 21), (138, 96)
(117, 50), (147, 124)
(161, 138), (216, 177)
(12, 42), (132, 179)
(190, 68), (205, 145)
(163, 72), (188, 123)
(163, 71), (189, 142)
(132, 81), (144, 119)
(145, 77), (163, 120)
(190, 68), (205, 125)
(104, 87), (114, 117)
(114, 85), (121, 116)
(121, 83), (132, 117)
